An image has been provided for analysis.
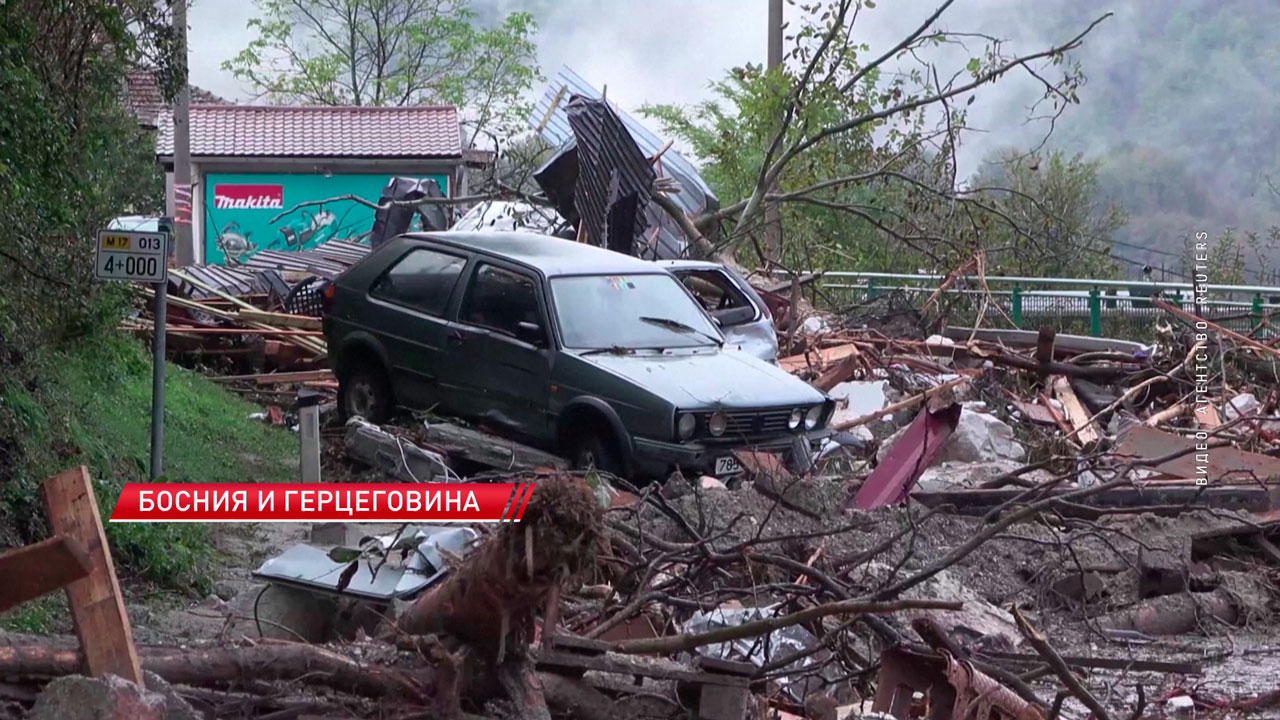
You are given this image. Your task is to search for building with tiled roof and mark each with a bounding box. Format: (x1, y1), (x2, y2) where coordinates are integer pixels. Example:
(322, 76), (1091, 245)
(153, 104), (468, 265)
(125, 70), (228, 128)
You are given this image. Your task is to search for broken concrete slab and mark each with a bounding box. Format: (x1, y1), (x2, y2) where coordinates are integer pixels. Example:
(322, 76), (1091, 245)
(897, 567), (1020, 650)
(30, 674), (167, 720)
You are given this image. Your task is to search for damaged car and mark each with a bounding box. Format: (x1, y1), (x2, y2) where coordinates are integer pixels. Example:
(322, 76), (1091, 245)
(322, 231), (833, 480)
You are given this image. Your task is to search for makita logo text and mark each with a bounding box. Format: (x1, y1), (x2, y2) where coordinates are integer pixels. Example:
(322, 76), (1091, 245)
(213, 184), (284, 210)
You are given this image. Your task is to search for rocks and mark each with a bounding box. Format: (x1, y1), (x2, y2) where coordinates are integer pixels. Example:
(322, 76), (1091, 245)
(876, 403), (1025, 467)
(30, 675), (166, 720)
(141, 672), (201, 720)
(915, 459), (1031, 492)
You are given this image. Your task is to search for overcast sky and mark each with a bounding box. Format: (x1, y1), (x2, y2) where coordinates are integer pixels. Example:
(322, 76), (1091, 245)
(187, 0), (1090, 175)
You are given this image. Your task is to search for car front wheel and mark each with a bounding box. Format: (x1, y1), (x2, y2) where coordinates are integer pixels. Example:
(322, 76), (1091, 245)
(338, 366), (393, 424)
(569, 431), (624, 478)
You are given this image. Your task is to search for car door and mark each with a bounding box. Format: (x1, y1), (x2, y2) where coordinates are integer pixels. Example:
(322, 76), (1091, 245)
(439, 262), (554, 442)
(363, 245), (469, 410)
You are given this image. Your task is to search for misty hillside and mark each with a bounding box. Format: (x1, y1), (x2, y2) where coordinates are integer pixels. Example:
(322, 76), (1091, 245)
(1023, 0), (1280, 278)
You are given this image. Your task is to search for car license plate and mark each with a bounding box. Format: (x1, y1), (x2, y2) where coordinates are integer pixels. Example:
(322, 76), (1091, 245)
(714, 456), (743, 477)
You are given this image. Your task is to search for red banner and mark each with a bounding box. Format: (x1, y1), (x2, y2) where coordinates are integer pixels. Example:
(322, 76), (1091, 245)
(109, 483), (535, 523)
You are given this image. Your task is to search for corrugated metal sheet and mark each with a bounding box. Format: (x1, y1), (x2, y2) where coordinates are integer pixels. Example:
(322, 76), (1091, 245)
(174, 265), (262, 299)
(565, 95), (655, 254)
(310, 240), (370, 265)
(529, 66), (720, 259)
(238, 249), (351, 277)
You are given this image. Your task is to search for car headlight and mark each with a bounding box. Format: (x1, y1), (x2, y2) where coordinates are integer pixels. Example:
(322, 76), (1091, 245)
(805, 405), (823, 430)
(677, 413), (697, 440)
(708, 411), (727, 437)
(788, 408), (804, 430)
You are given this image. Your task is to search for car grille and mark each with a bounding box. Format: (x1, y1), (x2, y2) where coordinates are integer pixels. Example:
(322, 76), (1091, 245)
(716, 409), (794, 438)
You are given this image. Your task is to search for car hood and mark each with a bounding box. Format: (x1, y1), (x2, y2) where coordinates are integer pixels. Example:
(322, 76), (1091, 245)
(575, 348), (824, 410)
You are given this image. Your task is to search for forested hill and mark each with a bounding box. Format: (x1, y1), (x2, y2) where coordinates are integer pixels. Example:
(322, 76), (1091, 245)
(1020, 0), (1280, 276)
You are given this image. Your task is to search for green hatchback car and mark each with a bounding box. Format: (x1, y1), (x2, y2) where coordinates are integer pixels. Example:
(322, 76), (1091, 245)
(321, 231), (833, 479)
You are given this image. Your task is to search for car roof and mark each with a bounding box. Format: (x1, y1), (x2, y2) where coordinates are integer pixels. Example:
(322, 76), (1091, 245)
(653, 259), (724, 271)
(403, 231), (664, 277)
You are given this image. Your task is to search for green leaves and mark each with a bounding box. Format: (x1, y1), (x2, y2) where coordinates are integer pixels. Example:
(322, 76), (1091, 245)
(224, 0), (540, 137)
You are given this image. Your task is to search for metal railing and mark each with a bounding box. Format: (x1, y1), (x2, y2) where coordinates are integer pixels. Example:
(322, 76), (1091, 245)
(782, 271), (1280, 341)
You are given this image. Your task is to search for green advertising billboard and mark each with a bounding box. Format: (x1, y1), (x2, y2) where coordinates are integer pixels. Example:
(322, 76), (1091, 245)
(203, 172), (450, 265)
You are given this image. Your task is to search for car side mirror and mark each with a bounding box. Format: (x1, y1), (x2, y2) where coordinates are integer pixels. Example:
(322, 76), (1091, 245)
(515, 321), (545, 347)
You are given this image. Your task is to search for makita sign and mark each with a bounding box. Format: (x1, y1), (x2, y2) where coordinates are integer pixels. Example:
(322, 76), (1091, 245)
(213, 184), (284, 210)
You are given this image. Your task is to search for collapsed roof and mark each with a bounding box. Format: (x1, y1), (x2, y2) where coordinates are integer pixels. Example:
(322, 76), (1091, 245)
(528, 65), (719, 260)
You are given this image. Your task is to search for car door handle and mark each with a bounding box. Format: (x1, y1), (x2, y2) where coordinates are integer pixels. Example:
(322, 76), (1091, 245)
(447, 331), (464, 345)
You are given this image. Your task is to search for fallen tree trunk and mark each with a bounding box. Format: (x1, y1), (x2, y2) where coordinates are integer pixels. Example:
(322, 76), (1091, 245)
(0, 640), (447, 705)
(396, 474), (602, 660)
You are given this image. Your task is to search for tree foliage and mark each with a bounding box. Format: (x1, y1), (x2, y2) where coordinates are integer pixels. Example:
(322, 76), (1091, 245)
(970, 149), (1124, 278)
(0, 0), (170, 351)
(225, 0), (541, 140)
(643, 0), (1112, 279)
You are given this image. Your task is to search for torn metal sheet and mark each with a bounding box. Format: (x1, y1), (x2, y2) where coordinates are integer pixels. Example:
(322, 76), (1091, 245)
(529, 65), (719, 259)
(683, 603), (840, 703)
(450, 200), (569, 235)
(252, 525), (478, 601)
(564, 94), (654, 254)
(873, 647), (1045, 720)
(850, 403), (963, 510)
(1115, 424), (1280, 483)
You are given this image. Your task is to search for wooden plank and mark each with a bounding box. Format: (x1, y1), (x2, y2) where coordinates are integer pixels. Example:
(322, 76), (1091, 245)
(235, 309), (323, 330)
(40, 467), (143, 685)
(0, 536), (92, 614)
(1052, 376), (1100, 446)
(209, 369), (333, 384)
(779, 344), (858, 374)
(420, 423), (568, 472)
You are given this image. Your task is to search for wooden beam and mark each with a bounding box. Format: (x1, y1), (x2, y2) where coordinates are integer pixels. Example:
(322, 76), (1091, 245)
(1052, 376), (1100, 446)
(0, 536), (92, 614)
(234, 309), (322, 330)
(40, 467), (143, 685)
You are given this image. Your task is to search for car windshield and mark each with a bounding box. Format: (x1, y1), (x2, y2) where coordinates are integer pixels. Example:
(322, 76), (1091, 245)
(551, 274), (723, 350)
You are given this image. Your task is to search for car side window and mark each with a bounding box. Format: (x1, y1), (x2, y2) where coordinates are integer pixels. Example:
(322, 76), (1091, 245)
(460, 264), (542, 339)
(369, 247), (467, 316)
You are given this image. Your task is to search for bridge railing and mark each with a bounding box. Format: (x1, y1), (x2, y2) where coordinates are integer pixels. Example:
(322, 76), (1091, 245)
(777, 271), (1280, 340)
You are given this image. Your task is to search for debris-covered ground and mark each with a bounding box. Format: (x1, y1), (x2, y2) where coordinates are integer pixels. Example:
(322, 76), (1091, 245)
(5, 267), (1278, 720)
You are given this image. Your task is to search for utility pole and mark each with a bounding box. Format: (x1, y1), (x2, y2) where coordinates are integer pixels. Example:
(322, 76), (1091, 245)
(764, 0), (784, 265)
(173, 0), (193, 267)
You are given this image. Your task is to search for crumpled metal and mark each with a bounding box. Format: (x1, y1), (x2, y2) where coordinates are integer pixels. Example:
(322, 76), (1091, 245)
(683, 603), (841, 702)
(943, 652), (1045, 720)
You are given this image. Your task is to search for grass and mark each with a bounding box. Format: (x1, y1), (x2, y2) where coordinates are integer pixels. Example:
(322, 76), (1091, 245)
(0, 334), (297, 631)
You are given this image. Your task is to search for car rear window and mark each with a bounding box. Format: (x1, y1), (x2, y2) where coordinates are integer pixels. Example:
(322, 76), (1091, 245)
(370, 247), (466, 316)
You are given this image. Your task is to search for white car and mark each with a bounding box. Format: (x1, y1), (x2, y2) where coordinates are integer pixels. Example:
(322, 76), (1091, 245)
(654, 260), (779, 364)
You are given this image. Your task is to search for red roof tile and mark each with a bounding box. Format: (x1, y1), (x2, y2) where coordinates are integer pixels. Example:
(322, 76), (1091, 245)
(156, 104), (462, 159)
(126, 70), (227, 127)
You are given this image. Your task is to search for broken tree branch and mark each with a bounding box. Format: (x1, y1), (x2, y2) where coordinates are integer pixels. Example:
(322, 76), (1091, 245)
(1012, 606), (1113, 720)
(610, 598), (962, 655)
